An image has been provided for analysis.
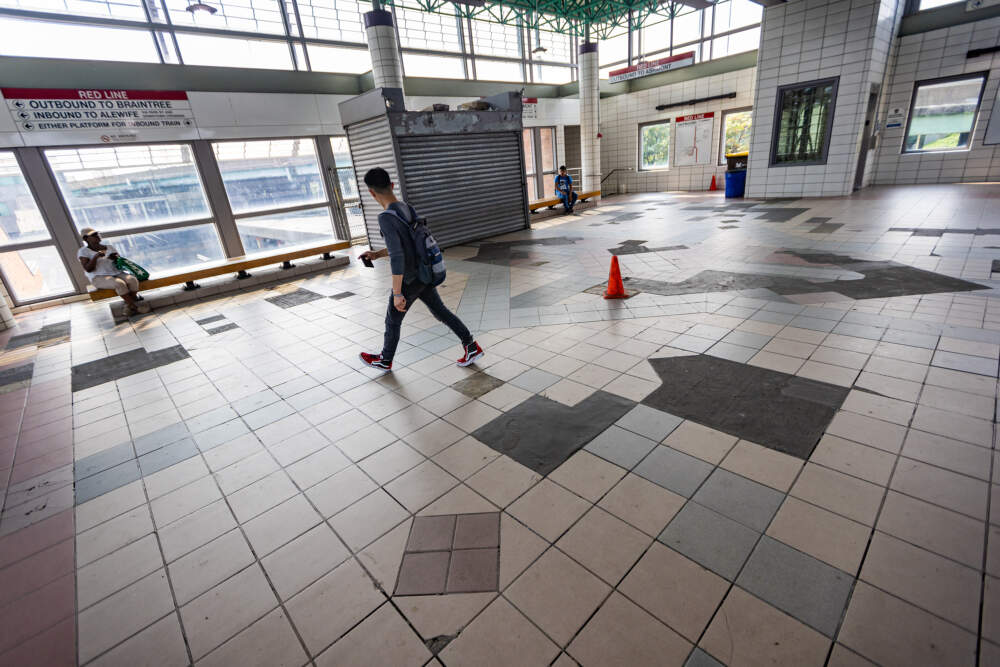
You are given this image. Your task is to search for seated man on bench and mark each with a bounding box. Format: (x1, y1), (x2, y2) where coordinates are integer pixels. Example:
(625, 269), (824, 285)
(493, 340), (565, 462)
(554, 166), (578, 214)
(78, 227), (150, 316)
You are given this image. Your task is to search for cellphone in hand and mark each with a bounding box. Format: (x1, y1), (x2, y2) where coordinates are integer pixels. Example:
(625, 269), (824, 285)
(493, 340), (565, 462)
(361, 255), (374, 268)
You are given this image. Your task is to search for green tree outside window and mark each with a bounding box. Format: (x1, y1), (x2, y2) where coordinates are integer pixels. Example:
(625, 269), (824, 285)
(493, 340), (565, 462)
(641, 122), (671, 170)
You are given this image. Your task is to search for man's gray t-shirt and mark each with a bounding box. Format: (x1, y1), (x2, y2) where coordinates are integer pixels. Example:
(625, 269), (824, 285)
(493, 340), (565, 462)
(378, 202), (420, 284)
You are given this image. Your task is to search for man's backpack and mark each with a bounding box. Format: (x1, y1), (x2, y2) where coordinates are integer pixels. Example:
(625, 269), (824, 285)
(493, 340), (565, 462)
(385, 204), (447, 287)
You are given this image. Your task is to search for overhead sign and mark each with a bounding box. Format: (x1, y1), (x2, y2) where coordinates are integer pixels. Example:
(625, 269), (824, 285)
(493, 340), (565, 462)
(522, 97), (538, 121)
(675, 112), (714, 166)
(608, 52), (696, 84)
(2, 88), (194, 142)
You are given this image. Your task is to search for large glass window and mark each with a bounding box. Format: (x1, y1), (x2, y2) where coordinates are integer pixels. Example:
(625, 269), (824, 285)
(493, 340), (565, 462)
(713, 0), (762, 33)
(711, 26), (759, 58)
(771, 78), (838, 166)
(0, 17), (160, 62)
(472, 20), (521, 59)
(475, 58), (524, 83)
(214, 138), (340, 254)
(918, 0), (961, 8)
(640, 121), (671, 170)
(45, 145), (212, 232)
(104, 224), (225, 275)
(0, 153), (49, 245)
(330, 137), (365, 238)
(404, 53), (466, 80)
(0, 152), (74, 305)
(720, 108), (752, 164)
(294, 0), (366, 43)
(0, 0), (147, 20)
(163, 0), (286, 34)
(397, 5), (462, 52)
(173, 33), (293, 69)
(307, 45), (372, 74)
(0, 246), (75, 303)
(600, 33), (629, 67)
(904, 74), (986, 153)
(214, 139), (325, 215)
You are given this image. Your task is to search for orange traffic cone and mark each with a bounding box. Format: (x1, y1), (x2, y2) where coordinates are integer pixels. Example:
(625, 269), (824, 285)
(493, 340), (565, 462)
(604, 256), (630, 299)
(709, 174), (718, 191)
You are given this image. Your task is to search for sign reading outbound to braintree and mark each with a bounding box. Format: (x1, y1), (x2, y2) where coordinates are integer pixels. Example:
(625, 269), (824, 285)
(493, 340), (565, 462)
(607, 52), (696, 84)
(1, 88), (194, 144)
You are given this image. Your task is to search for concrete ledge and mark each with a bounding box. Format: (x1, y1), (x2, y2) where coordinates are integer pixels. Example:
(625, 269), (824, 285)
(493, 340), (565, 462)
(109, 254), (350, 321)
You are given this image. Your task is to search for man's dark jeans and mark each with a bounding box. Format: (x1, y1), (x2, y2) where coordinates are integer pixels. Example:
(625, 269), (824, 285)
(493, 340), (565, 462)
(558, 190), (578, 211)
(381, 281), (473, 362)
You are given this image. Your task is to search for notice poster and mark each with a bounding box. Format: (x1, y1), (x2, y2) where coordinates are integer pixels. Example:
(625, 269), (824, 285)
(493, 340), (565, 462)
(1, 88), (196, 144)
(674, 112), (714, 166)
(522, 97), (538, 121)
(608, 52), (696, 84)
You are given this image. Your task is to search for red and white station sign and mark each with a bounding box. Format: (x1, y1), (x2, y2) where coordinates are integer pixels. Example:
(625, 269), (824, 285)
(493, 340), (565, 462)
(608, 51), (696, 84)
(675, 112), (715, 123)
(522, 96), (538, 120)
(2, 88), (195, 142)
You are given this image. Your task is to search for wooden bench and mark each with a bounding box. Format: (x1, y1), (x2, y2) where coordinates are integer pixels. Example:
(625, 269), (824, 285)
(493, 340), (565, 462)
(529, 190), (600, 212)
(88, 241), (352, 301)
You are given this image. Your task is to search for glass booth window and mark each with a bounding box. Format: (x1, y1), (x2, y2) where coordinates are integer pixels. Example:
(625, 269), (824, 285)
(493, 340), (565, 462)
(771, 78), (838, 165)
(640, 121), (671, 170)
(213, 139), (326, 215)
(0, 246), (74, 303)
(904, 74), (986, 153)
(45, 144), (212, 232)
(720, 108), (752, 164)
(0, 152), (49, 245)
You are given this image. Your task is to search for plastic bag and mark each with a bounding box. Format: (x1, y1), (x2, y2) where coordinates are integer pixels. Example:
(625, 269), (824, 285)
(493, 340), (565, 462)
(114, 256), (150, 282)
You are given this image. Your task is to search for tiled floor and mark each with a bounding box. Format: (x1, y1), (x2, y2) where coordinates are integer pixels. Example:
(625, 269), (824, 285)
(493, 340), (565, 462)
(1, 184), (1000, 665)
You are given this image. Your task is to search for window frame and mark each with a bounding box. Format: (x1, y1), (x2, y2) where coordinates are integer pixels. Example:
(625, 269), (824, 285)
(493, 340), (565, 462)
(769, 76), (839, 167)
(638, 119), (672, 172)
(719, 106), (753, 165)
(901, 71), (988, 155)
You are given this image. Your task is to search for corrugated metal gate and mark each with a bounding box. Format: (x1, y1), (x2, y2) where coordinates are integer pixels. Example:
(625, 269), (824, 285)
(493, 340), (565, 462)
(345, 115), (398, 248)
(396, 133), (527, 248)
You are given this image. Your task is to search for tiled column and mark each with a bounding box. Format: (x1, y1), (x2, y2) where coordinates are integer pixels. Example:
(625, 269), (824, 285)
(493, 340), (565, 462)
(364, 9), (404, 91)
(579, 42), (601, 194)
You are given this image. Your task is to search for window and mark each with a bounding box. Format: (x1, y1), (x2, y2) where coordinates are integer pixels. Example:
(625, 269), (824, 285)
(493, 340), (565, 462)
(330, 137), (365, 238)
(640, 121), (671, 170)
(213, 138), (341, 254)
(918, 0), (962, 8)
(533, 65), (573, 85)
(294, 0), (366, 43)
(397, 5), (462, 52)
(0, 17), (160, 63)
(404, 53), (466, 80)
(472, 20), (521, 59)
(45, 144), (212, 233)
(522, 127), (557, 200)
(103, 224), (225, 275)
(522, 129), (536, 200)
(162, 0), (286, 34)
(672, 9), (704, 47)
(720, 108), (752, 164)
(214, 139), (325, 215)
(173, 33), (293, 70)
(713, 0), (762, 33)
(0, 152), (74, 304)
(771, 78), (838, 166)
(903, 74), (986, 153)
(711, 26), (759, 58)
(308, 45), (372, 74)
(475, 59), (523, 83)
(0, 0), (147, 20)
(600, 32), (629, 67)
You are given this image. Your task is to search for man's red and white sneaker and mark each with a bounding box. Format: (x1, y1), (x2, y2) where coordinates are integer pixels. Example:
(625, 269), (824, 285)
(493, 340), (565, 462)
(359, 352), (392, 371)
(457, 342), (484, 367)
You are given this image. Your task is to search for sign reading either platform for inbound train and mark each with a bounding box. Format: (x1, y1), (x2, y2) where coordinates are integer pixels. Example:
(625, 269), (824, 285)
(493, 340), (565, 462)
(608, 52), (696, 84)
(1, 88), (195, 144)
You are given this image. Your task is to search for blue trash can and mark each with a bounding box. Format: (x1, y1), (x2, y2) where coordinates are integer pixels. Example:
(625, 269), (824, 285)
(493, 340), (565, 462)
(725, 169), (747, 198)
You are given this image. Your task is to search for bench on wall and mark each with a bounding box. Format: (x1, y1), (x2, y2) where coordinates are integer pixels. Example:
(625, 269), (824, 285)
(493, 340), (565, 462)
(88, 241), (352, 301)
(528, 190), (601, 213)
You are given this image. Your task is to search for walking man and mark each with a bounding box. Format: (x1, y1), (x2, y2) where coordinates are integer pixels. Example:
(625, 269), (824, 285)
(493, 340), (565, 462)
(358, 167), (484, 372)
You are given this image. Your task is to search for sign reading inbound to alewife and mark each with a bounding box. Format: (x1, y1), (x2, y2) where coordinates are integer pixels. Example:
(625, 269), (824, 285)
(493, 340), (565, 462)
(608, 52), (696, 84)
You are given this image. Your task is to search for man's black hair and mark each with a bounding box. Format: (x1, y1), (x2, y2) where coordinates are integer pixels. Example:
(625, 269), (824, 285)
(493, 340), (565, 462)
(559, 165), (566, 171)
(364, 167), (392, 194)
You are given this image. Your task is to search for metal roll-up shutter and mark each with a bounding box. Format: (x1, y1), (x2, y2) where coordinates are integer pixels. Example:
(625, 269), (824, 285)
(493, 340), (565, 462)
(396, 133), (528, 248)
(346, 116), (399, 248)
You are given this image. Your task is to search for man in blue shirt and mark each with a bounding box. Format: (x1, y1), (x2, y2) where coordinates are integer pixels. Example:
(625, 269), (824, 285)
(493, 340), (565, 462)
(358, 167), (483, 372)
(554, 165), (578, 214)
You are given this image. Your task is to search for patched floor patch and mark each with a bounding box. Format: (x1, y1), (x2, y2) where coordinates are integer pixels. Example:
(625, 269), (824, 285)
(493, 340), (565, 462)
(473, 390), (635, 475)
(641, 355), (849, 459)
(71, 345), (190, 392)
(265, 288), (326, 309)
(5, 321), (71, 350)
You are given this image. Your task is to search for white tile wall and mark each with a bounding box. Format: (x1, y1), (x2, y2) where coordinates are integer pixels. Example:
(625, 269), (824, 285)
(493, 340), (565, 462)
(367, 24), (405, 90)
(598, 67), (757, 193)
(580, 49), (601, 193)
(745, 0), (906, 198)
(872, 16), (1000, 185)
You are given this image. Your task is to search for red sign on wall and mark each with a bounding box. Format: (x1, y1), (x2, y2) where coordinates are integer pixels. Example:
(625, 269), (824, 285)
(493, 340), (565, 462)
(675, 112), (715, 123)
(608, 51), (696, 84)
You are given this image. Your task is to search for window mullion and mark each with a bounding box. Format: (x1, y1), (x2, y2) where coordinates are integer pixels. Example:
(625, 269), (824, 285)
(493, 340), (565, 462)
(192, 141), (246, 258)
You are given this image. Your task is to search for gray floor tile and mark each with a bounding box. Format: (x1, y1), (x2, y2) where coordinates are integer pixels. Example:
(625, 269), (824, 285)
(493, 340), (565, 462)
(615, 405), (683, 442)
(932, 350), (999, 376)
(692, 469), (784, 532)
(685, 648), (725, 667)
(75, 459), (142, 504)
(736, 536), (853, 637)
(584, 425), (659, 469)
(706, 341), (757, 363)
(133, 422), (190, 456)
(74, 442), (135, 481)
(510, 369), (562, 393)
(634, 446), (714, 498)
(138, 438), (199, 477)
(659, 501), (759, 580)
